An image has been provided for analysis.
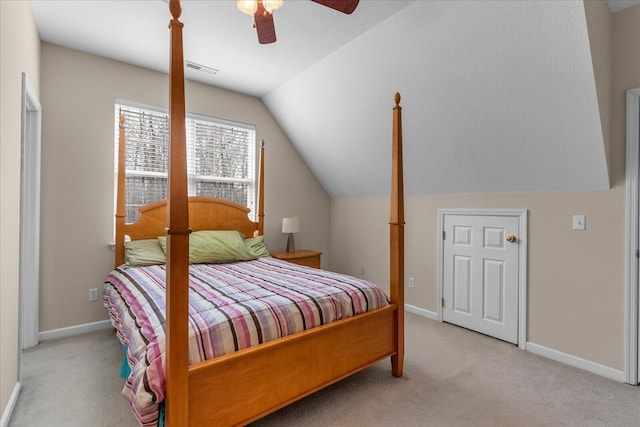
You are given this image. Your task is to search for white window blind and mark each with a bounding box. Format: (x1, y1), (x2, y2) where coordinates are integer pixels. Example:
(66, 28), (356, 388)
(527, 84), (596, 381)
(115, 102), (256, 223)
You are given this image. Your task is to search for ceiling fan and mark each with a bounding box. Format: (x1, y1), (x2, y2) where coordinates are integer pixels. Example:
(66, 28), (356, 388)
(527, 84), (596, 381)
(237, 0), (360, 44)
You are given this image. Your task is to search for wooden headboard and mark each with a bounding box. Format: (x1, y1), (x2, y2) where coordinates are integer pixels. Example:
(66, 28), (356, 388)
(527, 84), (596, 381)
(114, 114), (265, 267)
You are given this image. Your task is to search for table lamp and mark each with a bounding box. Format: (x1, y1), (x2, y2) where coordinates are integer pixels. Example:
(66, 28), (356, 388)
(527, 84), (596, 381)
(282, 217), (300, 253)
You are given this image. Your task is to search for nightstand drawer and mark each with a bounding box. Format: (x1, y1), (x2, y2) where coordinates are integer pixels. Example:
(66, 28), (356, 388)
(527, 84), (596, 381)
(271, 250), (322, 269)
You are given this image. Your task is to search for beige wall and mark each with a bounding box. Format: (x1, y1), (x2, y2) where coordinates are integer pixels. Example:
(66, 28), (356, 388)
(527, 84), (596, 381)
(612, 3), (640, 184)
(331, 4), (640, 371)
(584, 0), (611, 179)
(39, 43), (330, 332)
(333, 190), (625, 368)
(0, 0), (41, 418)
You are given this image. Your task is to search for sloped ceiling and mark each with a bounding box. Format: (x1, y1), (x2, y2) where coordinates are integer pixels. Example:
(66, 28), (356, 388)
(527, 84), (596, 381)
(31, 0), (612, 198)
(264, 0), (610, 197)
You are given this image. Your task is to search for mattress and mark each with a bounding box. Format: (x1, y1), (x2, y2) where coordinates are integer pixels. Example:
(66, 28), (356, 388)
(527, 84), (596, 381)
(103, 256), (390, 426)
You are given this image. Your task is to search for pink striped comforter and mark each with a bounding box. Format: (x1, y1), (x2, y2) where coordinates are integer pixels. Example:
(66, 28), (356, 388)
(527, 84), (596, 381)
(103, 257), (389, 426)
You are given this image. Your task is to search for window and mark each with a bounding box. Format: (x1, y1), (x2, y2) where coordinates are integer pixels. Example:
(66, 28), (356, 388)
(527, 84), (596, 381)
(115, 102), (256, 223)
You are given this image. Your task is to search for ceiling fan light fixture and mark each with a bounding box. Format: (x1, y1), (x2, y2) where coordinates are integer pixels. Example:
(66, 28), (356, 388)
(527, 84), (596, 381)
(237, 0), (283, 16)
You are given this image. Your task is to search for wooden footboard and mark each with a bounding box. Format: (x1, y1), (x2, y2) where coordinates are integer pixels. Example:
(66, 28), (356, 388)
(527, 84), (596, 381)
(189, 305), (399, 426)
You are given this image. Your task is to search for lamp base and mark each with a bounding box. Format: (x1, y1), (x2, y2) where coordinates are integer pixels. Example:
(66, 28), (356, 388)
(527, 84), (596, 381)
(285, 233), (295, 253)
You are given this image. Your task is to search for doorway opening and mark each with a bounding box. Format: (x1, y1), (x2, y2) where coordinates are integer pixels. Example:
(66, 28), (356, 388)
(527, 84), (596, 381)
(20, 73), (42, 361)
(624, 87), (640, 385)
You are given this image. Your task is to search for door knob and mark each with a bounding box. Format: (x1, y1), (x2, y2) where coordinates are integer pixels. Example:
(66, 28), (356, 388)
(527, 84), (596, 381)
(506, 235), (517, 243)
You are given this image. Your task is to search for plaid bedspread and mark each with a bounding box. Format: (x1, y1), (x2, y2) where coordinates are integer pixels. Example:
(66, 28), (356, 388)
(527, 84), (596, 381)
(103, 257), (389, 426)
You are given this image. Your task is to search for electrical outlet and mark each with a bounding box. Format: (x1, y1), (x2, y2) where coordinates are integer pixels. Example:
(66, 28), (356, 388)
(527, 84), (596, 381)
(409, 277), (415, 288)
(89, 288), (98, 302)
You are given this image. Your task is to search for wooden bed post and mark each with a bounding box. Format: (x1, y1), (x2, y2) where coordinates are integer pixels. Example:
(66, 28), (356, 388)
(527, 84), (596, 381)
(390, 92), (405, 377)
(257, 140), (265, 236)
(115, 113), (126, 267)
(166, 0), (190, 425)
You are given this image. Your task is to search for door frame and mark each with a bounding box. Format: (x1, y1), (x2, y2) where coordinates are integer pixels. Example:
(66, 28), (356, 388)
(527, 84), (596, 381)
(624, 87), (640, 385)
(437, 209), (528, 349)
(20, 73), (42, 353)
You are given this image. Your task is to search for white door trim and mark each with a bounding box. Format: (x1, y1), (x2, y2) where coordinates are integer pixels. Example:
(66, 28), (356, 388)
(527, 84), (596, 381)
(624, 87), (640, 385)
(438, 209), (528, 349)
(20, 73), (42, 352)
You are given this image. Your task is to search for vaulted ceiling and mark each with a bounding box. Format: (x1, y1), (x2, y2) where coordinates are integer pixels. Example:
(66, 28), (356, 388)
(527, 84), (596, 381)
(31, 0), (630, 197)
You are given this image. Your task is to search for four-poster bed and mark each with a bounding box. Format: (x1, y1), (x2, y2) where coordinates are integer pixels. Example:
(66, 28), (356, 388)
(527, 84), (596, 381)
(104, 1), (405, 425)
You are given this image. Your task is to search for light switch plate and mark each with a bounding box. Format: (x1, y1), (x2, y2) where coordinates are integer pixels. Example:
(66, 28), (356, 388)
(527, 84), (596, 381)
(573, 215), (585, 230)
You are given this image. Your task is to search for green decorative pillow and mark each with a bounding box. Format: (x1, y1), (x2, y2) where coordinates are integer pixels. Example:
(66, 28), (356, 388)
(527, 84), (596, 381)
(244, 236), (270, 258)
(158, 230), (256, 264)
(124, 239), (166, 267)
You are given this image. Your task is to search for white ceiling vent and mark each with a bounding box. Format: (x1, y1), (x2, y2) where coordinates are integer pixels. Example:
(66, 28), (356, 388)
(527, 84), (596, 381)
(185, 61), (219, 75)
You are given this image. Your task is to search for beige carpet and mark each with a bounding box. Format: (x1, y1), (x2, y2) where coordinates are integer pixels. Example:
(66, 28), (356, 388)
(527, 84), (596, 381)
(9, 313), (640, 426)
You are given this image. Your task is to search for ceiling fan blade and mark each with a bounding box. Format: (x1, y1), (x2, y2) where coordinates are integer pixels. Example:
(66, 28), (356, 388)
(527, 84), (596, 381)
(311, 0), (360, 14)
(254, 2), (277, 44)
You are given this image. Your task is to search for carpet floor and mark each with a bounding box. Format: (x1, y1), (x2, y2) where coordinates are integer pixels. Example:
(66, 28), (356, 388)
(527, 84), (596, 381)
(9, 313), (640, 426)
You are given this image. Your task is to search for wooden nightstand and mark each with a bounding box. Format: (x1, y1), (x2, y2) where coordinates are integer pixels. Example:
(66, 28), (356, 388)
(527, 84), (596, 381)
(271, 250), (322, 269)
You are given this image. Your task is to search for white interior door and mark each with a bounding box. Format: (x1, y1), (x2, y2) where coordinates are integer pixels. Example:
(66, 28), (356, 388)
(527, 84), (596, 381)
(442, 213), (520, 344)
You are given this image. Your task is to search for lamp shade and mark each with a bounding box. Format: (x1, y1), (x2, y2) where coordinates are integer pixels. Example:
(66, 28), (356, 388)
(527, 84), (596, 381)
(237, 0), (283, 15)
(263, 0), (284, 13)
(237, 0), (257, 15)
(282, 217), (300, 234)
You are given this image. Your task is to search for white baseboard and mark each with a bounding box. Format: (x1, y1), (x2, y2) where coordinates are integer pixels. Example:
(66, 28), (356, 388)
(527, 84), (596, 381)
(406, 307), (625, 383)
(526, 342), (624, 382)
(34, 314), (627, 386)
(39, 319), (112, 342)
(0, 382), (21, 427)
(405, 304), (439, 320)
